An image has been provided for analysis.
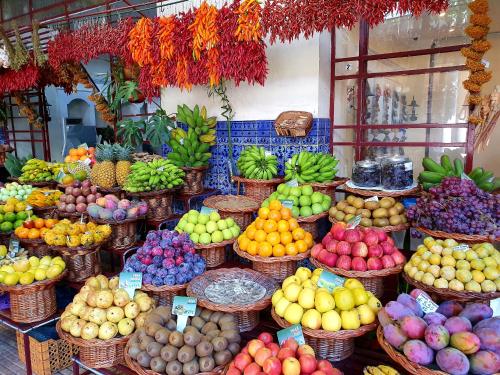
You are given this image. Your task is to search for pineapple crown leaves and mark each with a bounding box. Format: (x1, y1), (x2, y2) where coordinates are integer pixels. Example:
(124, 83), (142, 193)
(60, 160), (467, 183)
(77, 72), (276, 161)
(95, 143), (116, 162)
(113, 144), (133, 161)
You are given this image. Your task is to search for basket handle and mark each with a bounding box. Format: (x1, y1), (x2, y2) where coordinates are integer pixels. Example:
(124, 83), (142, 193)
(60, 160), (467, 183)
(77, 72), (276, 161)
(122, 246), (138, 266)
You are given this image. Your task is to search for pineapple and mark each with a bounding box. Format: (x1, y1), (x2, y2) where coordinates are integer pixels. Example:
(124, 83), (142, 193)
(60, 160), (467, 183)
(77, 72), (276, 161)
(92, 143), (116, 188)
(114, 144), (133, 186)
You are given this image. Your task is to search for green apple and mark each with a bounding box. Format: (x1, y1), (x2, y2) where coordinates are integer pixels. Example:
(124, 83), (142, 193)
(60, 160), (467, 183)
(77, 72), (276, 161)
(277, 193), (287, 200)
(269, 192), (279, 200)
(211, 230), (224, 243)
(177, 218), (188, 230)
(199, 233), (211, 245)
(300, 206), (313, 217)
(194, 223), (206, 235)
(290, 187), (301, 197)
(229, 226), (240, 238)
(291, 206), (300, 218)
(187, 214), (198, 224)
(262, 199), (270, 208)
(190, 233), (200, 243)
(301, 185), (313, 196)
(188, 209), (199, 216)
(217, 220), (228, 230)
(311, 192), (323, 204)
(197, 213), (209, 225)
(225, 218), (235, 228)
(288, 196), (299, 206)
(321, 200), (331, 211)
(299, 195), (312, 207)
(209, 211), (221, 222)
(311, 203), (324, 215)
(206, 221), (218, 234)
(222, 228), (233, 240)
(184, 223), (195, 234)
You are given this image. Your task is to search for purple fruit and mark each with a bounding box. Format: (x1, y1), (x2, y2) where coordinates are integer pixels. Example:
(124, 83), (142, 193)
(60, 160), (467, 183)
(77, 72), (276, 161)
(104, 194), (119, 202)
(151, 246), (163, 257)
(118, 199), (132, 210)
(385, 301), (415, 321)
(112, 208), (127, 221)
(164, 275), (176, 286)
(402, 340), (434, 365)
(76, 202), (87, 213)
(474, 317), (500, 332)
(445, 316), (472, 335)
(105, 199), (118, 210)
(474, 326), (500, 354)
(425, 324), (450, 350)
(399, 316), (428, 339)
(450, 331), (481, 354)
(65, 203), (76, 213)
(99, 208), (113, 220)
(383, 324), (408, 348)
(436, 347), (470, 375)
(424, 312), (447, 326)
(137, 202), (148, 216)
(469, 350), (500, 375)
(146, 232), (158, 241)
(152, 256), (163, 267)
(437, 301), (464, 318)
(458, 303), (493, 325)
(86, 194), (96, 203)
(87, 203), (101, 219)
(127, 207), (139, 219)
(397, 293), (423, 317)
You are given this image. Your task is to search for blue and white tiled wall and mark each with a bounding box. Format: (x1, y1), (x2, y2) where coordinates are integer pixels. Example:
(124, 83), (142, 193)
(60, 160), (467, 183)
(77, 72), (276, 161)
(163, 118), (331, 194)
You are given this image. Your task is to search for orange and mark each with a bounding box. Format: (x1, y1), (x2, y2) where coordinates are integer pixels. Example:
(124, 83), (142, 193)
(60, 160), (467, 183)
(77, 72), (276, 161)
(39, 227), (49, 238)
(246, 226), (256, 240)
(288, 218), (299, 231)
(254, 229), (267, 243)
(77, 148), (87, 156)
(239, 236), (250, 251)
(258, 242), (273, 257)
(28, 228), (40, 239)
(277, 220), (290, 233)
(79, 155), (88, 161)
(247, 241), (258, 255)
(44, 218), (57, 228)
(254, 217), (265, 230)
(292, 227), (306, 241)
(263, 220), (278, 234)
(280, 231), (293, 246)
(70, 155), (79, 162)
(280, 207), (292, 220)
(304, 232), (313, 248)
(258, 207), (270, 220)
(16, 227), (29, 239)
(269, 200), (282, 211)
(285, 242), (298, 256)
(34, 218), (45, 229)
(266, 231), (281, 246)
(88, 147), (95, 154)
(69, 148), (78, 156)
(273, 244), (285, 257)
(268, 210), (282, 222)
(296, 239), (308, 253)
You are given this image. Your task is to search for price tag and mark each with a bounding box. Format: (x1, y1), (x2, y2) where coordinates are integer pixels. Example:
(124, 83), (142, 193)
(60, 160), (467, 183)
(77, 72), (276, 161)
(347, 214), (362, 229)
(200, 206), (217, 215)
(452, 244), (469, 252)
(365, 196), (379, 202)
(56, 170), (66, 182)
(77, 143), (89, 149)
(264, 151), (272, 157)
(158, 166), (165, 172)
(172, 296), (197, 332)
(461, 173), (472, 181)
(280, 199), (294, 209)
(286, 179), (299, 187)
(416, 293), (438, 314)
(80, 213), (85, 224)
(42, 191), (52, 196)
(83, 158), (92, 166)
(404, 162), (413, 171)
(277, 324), (305, 346)
(482, 59), (490, 68)
(8, 239), (20, 255)
(317, 270), (345, 292)
(119, 272), (143, 299)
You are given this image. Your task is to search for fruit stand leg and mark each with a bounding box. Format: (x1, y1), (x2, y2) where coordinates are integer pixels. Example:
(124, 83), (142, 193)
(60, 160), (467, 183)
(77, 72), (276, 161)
(23, 332), (32, 375)
(72, 360), (79, 375)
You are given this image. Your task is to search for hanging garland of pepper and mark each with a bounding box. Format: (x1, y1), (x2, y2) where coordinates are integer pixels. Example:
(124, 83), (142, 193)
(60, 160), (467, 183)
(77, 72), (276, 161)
(12, 93), (44, 129)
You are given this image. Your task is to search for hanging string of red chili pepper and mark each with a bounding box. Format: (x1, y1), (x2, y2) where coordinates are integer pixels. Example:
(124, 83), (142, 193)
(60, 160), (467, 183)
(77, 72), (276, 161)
(0, 63), (40, 93)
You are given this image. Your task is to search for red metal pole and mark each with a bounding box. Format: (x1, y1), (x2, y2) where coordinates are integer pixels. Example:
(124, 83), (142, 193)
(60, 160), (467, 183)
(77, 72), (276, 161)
(355, 19), (369, 161)
(329, 29), (335, 154)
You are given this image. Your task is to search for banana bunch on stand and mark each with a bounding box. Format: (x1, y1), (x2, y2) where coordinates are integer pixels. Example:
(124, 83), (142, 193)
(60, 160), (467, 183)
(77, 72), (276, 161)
(363, 365), (400, 375)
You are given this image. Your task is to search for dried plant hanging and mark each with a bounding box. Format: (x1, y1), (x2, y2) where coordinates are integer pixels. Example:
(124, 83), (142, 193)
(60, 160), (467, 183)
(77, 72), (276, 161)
(0, 27), (15, 66)
(12, 93), (44, 129)
(473, 88), (499, 151)
(32, 20), (47, 67)
(11, 21), (30, 71)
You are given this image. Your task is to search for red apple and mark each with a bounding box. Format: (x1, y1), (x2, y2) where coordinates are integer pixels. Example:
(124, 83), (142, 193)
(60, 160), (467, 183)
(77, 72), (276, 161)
(336, 241), (351, 255)
(321, 232), (333, 247)
(244, 363), (262, 375)
(234, 353), (253, 371)
(344, 229), (361, 243)
(297, 344), (315, 356)
(391, 250), (406, 265)
(381, 254), (396, 269)
(363, 230), (378, 246)
(367, 257), (383, 270)
(263, 357), (281, 375)
(258, 332), (274, 345)
(367, 244), (383, 258)
(282, 357), (301, 375)
(320, 250), (337, 267)
(266, 342), (280, 357)
(227, 368), (242, 375)
(277, 348), (295, 361)
(325, 240), (338, 253)
(318, 248), (329, 263)
(282, 338), (299, 353)
(351, 242), (368, 257)
(311, 244), (324, 259)
(380, 241), (395, 255)
(330, 222), (346, 241)
(351, 257), (367, 271)
(242, 346), (249, 354)
(255, 348), (273, 367)
(336, 255), (351, 270)
(311, 371), (326, 375)
(376, 229), (388, 242)
(23, 220), (34, 229)
(298, 354), (317, 374)
(248, 340), (265, 358)
(317, 360), (341, 375)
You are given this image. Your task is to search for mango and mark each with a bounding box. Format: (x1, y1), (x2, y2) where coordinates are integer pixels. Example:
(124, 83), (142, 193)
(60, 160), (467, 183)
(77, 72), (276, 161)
(424, 324), (450, 350)
(402, 339), (434, 365)
(385, 301), (415, 321)
(436, 347), (470, 375)
(437, 301), (463, 318)
(450, 331), (481, 354)
(383, 324), (408, 349)
(458, 303), (493, 325)
(423, 312), (447, 326)
(399, 316), (427, 339)
(473, 316), (500, 332)
(377, 308), (394, 327)
(469, 350), (500, 375)
(444, 316), (472, 335)
(396, 293), (423, 317)
(473, 327), (500, 354)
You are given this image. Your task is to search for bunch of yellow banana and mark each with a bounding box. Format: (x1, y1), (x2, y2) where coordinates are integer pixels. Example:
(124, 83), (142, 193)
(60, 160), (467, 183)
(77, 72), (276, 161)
(176, 104), (217, 146)
(363, 365), (400, 375)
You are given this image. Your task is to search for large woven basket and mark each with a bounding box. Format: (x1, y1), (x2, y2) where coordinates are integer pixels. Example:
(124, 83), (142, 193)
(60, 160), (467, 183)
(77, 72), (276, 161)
(33, 205), (58, 219)
(181, 166), (208, 195)
(97, 185), (127, 199)
(57, 211), (88, 221)
(341, 182), (421, 197)
(187, 268), (278, 332)
(233, 242), (310, 282)
(402, 272), (500, 303)
(272, 308), (377, 361)
(0, 271), (66, 323)
(0, 231), (11, 246)
(413, 226), (497, 244)
(53, 244), (101, 283)
(310, 257), (405, 298)
(56, 321), (129, 369)
(141, 282), (187, 307)
(297, 211), (328, 240)
(329, 216), (410, 233)
(310, 178), (347, 199)
(127, 188), (178, 221)
(376, 326), (446, 375)
(203, 195), (259, 231)
(93, 217), (142, 251)
(232, 176), (285, 204)
(19, 237), (53, 257)
(195, 238), (235, 268)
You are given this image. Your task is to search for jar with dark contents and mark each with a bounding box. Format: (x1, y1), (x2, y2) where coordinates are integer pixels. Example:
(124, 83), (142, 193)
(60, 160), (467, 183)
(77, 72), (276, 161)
(352, 160), (381, 187)
(381, 155), (413, 190)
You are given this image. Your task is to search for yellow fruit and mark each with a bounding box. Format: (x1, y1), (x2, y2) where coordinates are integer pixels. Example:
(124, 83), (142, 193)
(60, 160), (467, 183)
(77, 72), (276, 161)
(295, 267), (312, 281)
(471, 270), (485, 283)
(314, 292), (335, 313)
(275, 297), (291, 317)
(1, 265), (14, 274)
(283, 283), (302, 302)
(40, 256), (52, 267)
(46, 264), (63, 279)
(283, 303), (304, 325)
(19, 272), (35, 285)
(3, 273), (19, 286)
(316, 287), (331, 295)
(351, 288), (368, 306)
(312, 268), (323, 277)
(344, 278), (364, 290)
(282, 275), (301, 289)
(15, 202), (26, 212)
(367, 296), (382, 312)
(0, 271), (6, 282)
(297, 288), (315, 309)
(334, 289), (355, 311)
(357, 304), (376, 325)
(0, 245), (6, 257)
(321, 310), (342, 331)
(341, 309), (361, 330)
(28, 256), (40, 268)
(34, 268), (47, 281)
(13, 259), (30, 273)
(300, 309), (321, 330)
(483, 267), (499, 281)
(301, 279), (315, 289)
(272, 289), (284, 306)
(311, 274), (320, 285)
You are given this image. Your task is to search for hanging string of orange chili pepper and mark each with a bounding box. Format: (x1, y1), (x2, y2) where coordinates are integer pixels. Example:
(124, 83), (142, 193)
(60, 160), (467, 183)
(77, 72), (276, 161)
(235, 0), (262, 42)
(176, 56), (192, 91)
(158, 16), (175, 61)
(128, 17), (154, 67)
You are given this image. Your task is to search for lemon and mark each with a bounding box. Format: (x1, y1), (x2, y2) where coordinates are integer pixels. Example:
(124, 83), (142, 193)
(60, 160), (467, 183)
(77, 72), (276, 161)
(283, 303), (304, 325)
(19, 272), (34, 285)
(321, 310), (342, 331)
(298, 288), (315, 309)
(315, 292), (335, 313)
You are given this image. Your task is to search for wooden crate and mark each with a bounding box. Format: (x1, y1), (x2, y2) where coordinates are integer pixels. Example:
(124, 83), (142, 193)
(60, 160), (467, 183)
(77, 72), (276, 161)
(16, 330), (78, 375)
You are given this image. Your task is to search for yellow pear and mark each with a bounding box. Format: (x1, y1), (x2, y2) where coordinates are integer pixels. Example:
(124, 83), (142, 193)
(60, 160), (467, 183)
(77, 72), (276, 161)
(316, 287), (330, 295)
(357, 304), (375, 325)
(275, 297), (291, 317)
(301, 279), (316, 289)
(321, 310), (342, 332)
(295, 267), (312, 281)
(367, 296), (382, 312)
(341, 310), (360, 330)
(283, 283), (302, 302)
(272, 289), (284, 306)
(344, 278), (364, 290)
(334, 289), (355, 311)
(351, 288), (368, 306)
(283, 303), (304, 325)
(311, 275), (320, 285)
(13, 259), (30, 273)
(301, 309), (322, 330)
(298, 288), (315, 309)
(315, 292), (335, 313)
(46, 264), (63, 279)
(312, 268), (323, 277)
(282, 275), (301, 289)
(19, 272), (34, 285)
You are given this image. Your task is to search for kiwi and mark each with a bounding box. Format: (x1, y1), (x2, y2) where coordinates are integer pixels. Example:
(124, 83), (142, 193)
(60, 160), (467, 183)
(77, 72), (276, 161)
(199, 309), (213, 321)
(352, 197), (365, 209)
(198, 356), (215, 372)
(147, 342), (164, 357)
(360, 218), (373, 227)
(228, 342), (241, 356)
(220, 329), (241, 344)
(356, 208), (371, 218)
(400, 215), (408, 224)
(145, 313), (164, 327)
(379, 197), (393, 208)
(178, 345), (196, 363)
(389, 215), (402, 226)
(139, 336), (155, 351)
(212, 336), (228, 352)
(128, 344), (142, 360)
(373, 218), (389, 227)
(145, 322), (163, 337)
(364, 201), (380, 210)
(201, 322), (218, 334)
(336, 201), (348, 211)
(150, 356), (167, 373)
(372, 208), (388, 218)
(394, 202), (404, 214)
(344, 205), (357, 215)
(196, 340), (214, 357)
(388, 207), (399, 217)
(206, 330), (221, 340)
(346, 195), (356, 204)
(154, 306), (172, 321)
(135, 328), (146, 338)
(334, 211), (345, 221)
(165, 360), (183, 375)
(215, 350), (232, 366)
(137, 351), (152, 368)
(161, 344), (179, 362)
(166, 319), (177, 331)
(344, 213), (355, 222)
(129, 334), (140, 346)
(208, 311), (223, 324)
(183, 326), (198, 334)
(183, 359), (200, 375)
(191, 316), (205, 331)
(329, 206), (337, 216)
(184, 330), (202, 347)
(155, 328), (171, 344)
(169, 331), (184, 348)
(219, 321), (238, 331)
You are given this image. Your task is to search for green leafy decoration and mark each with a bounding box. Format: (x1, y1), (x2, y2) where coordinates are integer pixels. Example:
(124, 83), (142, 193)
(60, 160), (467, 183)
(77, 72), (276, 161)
(111, 80), (142, 111)
(117, 118), (146, 148)
(145, 109), (175, 149)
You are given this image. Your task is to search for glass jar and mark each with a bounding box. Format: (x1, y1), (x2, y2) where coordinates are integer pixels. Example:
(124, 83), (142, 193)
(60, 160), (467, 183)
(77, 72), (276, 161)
(352, 160), (381, 187)
(381, 156), (414, 190)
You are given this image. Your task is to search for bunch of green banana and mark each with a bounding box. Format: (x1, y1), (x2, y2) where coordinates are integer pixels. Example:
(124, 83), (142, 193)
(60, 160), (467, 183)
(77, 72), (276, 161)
(418, 155), (499, 191)
(167, 127), (212, 167)
(363, 365), (399, 375)
(237, 146), (278, 180)
(285, 151), (339, 183)
(19, 159), (53, 182)
(176, 104), (217, 146)
(123, 158), (185, 193)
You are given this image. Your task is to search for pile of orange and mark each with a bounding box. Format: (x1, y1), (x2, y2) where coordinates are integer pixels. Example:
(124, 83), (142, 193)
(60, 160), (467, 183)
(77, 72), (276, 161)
(64, 147), (95, 163)
(237, 200), (314, 257)
(14, 218), (58, 240)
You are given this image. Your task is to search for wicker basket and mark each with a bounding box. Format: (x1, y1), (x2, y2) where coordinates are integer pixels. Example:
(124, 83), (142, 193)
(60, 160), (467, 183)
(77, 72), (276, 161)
(33, 206), (58, 219)
(141, 282), (187, 307)
(341, 182), (421, 197)
(187, 268), (278, 332)
(0, 271), (66, 323)
(127, 188), (178, 221)
(272, 308), (377, 361)
(53, 245), (101, 283)
(297, 211), (328, 240)
(57, 211), (88, 221)
(376, 326), (446, 375)
(402, 272), (500, 303)
(16, 329), (78, 375)
(181, 166), (208, 195)
(195, 238), (235, 268)
(96, 185), (127, 199)
(93, 217), (142, 251)
(232, 176), (285, 204)
(203, 195), (259, 231)
(11, 179), (56, 189)
(310, 257), (404, 298)
(329, 217), (410, 233)
(56, 322), (128, 369)
(0, 231), (12, 246)
(413, 226), (497, 244)
(274, 111), (313, 137)
(233, 242), (310, 282)
(310, 178), (347, 199)
(19, 237), (53, 257)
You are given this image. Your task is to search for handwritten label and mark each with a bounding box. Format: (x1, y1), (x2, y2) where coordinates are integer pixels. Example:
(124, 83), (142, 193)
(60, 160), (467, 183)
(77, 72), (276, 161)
(83, 158), (92, 166)
(280, 199), (294, 209)
(277, 324), (305, 346)
(286, 179), (299, 187)
(8, 239), (20, 256)
(416, 293), (438, 314)
(200, 206), (217, 215)
(461, 173), (472, 181)
(404, 162), (413, 171)
(80, 214), (85, 224)
(317, 271), (345, 292)
(172, 296), (197, 332)
(347, 214), (362, 229)
(119, 272), (143, 299)
(365, 196), (379, 202)
(157, 166), (165, 172)
(452, 244), (469, 252)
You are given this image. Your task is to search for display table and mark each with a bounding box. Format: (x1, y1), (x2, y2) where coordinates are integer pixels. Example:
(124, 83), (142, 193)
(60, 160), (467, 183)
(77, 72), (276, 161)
(71, 356), (136, 375)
